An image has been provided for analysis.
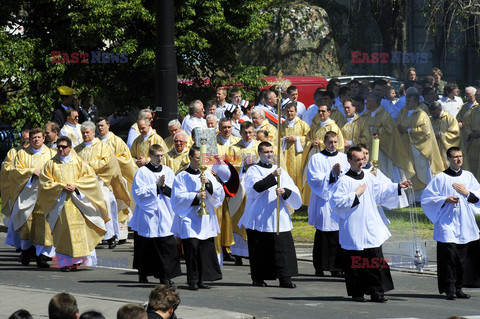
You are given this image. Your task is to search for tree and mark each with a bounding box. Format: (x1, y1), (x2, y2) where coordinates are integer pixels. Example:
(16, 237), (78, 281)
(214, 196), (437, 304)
(0, 0), (272, 129)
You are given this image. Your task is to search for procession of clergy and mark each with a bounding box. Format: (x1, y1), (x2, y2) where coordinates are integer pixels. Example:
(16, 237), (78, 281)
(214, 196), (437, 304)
(3, 72), (480, 302)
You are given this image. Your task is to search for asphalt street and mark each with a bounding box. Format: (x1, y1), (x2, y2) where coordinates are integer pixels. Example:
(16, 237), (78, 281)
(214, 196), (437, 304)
(1, 232), (480, 319)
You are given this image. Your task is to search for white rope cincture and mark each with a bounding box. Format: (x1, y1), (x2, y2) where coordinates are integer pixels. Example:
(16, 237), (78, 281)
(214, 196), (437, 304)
(406, 186), (424, 272)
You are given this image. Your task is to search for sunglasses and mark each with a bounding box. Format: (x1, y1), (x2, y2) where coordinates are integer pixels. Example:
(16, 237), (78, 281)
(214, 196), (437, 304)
(58, 145), (70, 149)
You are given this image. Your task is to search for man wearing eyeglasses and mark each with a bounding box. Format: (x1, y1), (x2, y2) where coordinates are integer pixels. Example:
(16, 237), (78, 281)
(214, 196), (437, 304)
(59, 109), (82, 147)
(38, 136), (109, 271)
(163, 132), (190, 174)
(130, 144), (181, 284)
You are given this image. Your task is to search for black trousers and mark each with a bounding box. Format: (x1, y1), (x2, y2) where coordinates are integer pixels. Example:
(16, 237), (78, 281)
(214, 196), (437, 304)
(182, 237), (222, 285)
(313, 230), (343, 272)
(133, 234), (181, 280)
(463, 239), (480, 288)
(246, 229), (298, 281)
(437, 242), (467, 294)
(343, 246), (394, 297)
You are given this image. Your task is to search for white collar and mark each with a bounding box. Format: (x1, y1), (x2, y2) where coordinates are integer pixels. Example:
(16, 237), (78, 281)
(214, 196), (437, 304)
(242, 139), (254, 148)
(320, 118), (331, 126)
(32, 145), (43, 155)
(66, 122), (77, 128)
(220, 135), (230, 145)
(143, 128), (152, 141)
(287, 118), (296, 127)
(99, 133), (109, 142)
(60, 153), (72, 164)
(346, 116), (355, 123)
(84, 140), (94, 148)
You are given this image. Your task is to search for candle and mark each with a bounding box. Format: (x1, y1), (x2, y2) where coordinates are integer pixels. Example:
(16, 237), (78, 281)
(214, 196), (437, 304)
(371, 137), (379, 162)
(200, 144), (207, 166)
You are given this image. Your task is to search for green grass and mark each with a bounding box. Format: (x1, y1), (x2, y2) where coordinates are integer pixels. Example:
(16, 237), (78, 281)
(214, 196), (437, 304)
(291, 205), (480, 243)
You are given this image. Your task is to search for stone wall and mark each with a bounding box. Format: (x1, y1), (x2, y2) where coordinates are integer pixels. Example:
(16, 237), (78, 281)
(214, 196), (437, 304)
(238, 1), (345, 77)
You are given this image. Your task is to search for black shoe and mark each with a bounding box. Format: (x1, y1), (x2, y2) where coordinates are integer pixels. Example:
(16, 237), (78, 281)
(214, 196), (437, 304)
(118, 239), (127, 245)
(223, 252), (235, 262)
(36, 255), (50, 268)
(198, 282), (211, 289)
(20, 250), (30, 266)
(352, 295), (367, 302)
(252, 280), (267, 287)
(107, 236), (117, 249)
(371, 295), (388, 303)
(279, 281), (297, 289)
(139, 275), (149, 283)
(188, 283), (199, 291)
(456, 289), (470, 299)
(60, 267), (71, 272)
(315, 270), (325, 277)
(446, 292), (456, 300)
(234, 256), (243, 266)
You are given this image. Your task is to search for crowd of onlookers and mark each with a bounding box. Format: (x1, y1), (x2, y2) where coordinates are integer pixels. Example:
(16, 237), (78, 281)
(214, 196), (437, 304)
(7, 285), (180, 319)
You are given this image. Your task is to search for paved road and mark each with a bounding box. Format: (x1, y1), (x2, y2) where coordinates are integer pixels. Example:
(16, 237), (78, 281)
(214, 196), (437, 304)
(1, 233), (479, 319)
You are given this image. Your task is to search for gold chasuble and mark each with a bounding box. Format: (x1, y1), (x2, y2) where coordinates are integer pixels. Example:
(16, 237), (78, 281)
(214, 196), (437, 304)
(256, 119), (278, 143)
(340, 114), (372, 149)
(100, 132), (137, 185)
(163, 147), (190, 174)
(164, 130), (194, 151)
(100, 132), (138, 221)
(75, 138), (131, 206)
(330, 106), (346, 128)
(130, 130), (168, 164)
(302, 119), (344, 204)
(457, 102), (478, 125)
(38, 154), (108, 258)
(1, 146), (22, 216)
(396, 107), (444, 190)
(279, 117), (310, 191)
(10, 146), (55, 245)
(430, 111), (462, 168)
(61, 123), (82, 147)
(361, 106), (415, 177)
(461, 106), (480, 180)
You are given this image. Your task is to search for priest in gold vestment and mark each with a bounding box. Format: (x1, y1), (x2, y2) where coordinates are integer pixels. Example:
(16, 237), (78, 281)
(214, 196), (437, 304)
(75, 121), (131, 248)
(59, 109), (82, 147)
(361, 93), (415, 190)
(279, 103), (310, 194)
(38, 136), (109, 270)
(340, 99), (372, 150)
(2, 129), (29, 251)
(96, 117), (137, 227)
(163, 131), (190, 173)
(428, 101), (461, 168)
(396, 88), (444, 191)
(251, 109), (277, 144)
(164, 119), (194, 151)
(7, 128), (55, 268)
(461, 105), (480, 180)
(131, 118), (168, 167)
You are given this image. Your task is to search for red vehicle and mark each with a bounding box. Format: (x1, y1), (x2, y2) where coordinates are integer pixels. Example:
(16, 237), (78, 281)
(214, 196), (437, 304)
(262, 75), (328, 108)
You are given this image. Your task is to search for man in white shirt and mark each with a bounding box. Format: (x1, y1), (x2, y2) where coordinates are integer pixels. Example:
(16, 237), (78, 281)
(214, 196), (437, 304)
(126, 109), (152, 149)
(239, 141), (302, 288)
(181, 100), (207, 136)
(171, 146), (224, 290)
(421, 147), (480, 300)
(331, 146), (411, 302)
(130, 144), (181, 285)
(440, 82), (463, 118)
(287, 85), (306, 119)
